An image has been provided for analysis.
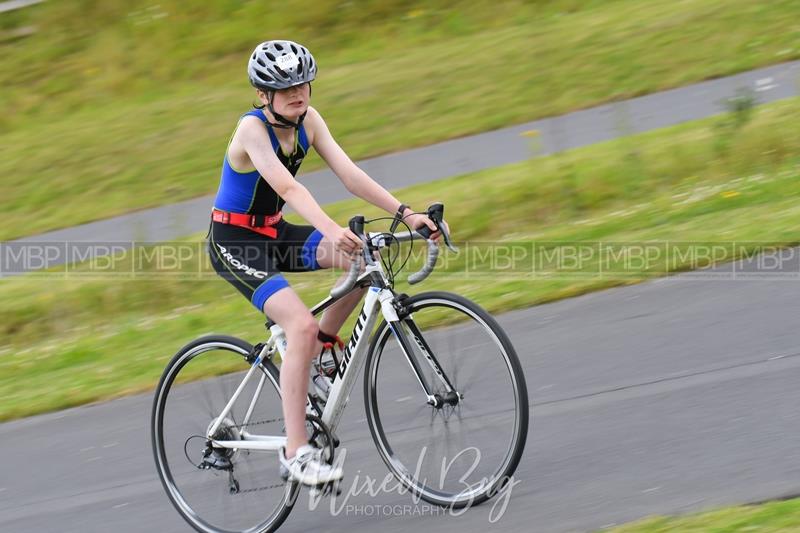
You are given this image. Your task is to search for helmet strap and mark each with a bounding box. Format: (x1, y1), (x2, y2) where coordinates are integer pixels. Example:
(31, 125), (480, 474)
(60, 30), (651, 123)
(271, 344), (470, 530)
(265, 90), (306, 129)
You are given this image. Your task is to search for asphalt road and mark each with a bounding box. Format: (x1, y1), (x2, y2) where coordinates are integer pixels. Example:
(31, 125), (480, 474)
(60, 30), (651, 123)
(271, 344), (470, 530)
(4, 60), (799, 275)
(3, 247), (800, 532)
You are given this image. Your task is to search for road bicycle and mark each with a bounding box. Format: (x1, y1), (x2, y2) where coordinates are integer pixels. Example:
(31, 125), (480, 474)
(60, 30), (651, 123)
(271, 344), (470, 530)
(151, 203), (529, 532)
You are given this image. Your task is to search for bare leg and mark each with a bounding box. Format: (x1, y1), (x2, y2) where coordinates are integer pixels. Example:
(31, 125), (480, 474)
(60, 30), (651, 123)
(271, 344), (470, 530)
(261, 237), (368, 457)
(262, 287), (320, 458)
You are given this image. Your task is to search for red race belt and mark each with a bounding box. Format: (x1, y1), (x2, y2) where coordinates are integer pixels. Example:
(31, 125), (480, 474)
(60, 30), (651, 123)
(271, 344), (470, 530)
(211, 209), (282, 238)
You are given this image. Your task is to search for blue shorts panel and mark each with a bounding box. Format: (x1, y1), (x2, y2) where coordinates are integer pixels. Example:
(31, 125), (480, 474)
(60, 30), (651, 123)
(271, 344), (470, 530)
(301, 229), (324, 271)
(251, 274), (290, 311)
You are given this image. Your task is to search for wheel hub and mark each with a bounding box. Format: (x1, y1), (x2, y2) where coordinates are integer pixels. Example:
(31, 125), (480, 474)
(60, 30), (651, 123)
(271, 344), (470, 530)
(428, 391), (462, 409)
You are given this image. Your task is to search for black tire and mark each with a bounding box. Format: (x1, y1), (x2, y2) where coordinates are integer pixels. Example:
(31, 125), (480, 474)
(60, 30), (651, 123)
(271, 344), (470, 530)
(151, 335), (299, 533)
(364, 292), (529, 509)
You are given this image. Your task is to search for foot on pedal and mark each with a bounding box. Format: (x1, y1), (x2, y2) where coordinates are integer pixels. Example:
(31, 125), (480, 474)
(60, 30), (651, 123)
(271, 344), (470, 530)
(279, 444), (343, 486)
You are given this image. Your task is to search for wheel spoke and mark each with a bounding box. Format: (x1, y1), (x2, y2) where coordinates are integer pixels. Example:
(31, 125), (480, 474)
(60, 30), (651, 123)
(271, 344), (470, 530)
(449, 332), (459, 387)
(200, 379), (216, 420)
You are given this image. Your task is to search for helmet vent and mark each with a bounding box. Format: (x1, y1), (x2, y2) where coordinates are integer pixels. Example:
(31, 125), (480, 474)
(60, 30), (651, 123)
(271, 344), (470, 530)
(274, 43), (284, 51)
(274, 66), (288, 79)
(265, 52), (276, 61)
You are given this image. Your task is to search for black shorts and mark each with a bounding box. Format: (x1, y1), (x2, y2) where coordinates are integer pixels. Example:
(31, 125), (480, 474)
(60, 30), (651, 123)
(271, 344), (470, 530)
(207, 219), (324, 312)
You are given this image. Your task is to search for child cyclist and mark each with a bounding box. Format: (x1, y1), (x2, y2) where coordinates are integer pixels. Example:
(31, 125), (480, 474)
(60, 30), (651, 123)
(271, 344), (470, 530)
(207, 40), (446, 485)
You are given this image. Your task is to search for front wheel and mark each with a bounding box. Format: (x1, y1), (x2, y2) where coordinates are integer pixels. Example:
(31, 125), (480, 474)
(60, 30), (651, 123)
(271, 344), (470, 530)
(364, 291), (529, 509)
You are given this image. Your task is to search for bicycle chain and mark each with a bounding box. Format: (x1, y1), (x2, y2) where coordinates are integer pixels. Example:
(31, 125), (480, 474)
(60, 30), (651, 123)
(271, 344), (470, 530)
(218, 414), (337, 496)
(207, 416), (288, 495)
(221, 416), (284, 432)
(216, 411), (332, 495)
(218, 415), (336, 495)
(237, 482), (288, 494)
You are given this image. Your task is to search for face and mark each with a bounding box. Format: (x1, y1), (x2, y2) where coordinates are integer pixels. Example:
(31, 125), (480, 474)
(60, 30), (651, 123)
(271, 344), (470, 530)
(258, 83), (310, 118)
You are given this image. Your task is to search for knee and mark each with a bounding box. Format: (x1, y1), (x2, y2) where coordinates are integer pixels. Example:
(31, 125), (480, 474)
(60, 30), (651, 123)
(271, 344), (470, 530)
(300, 317), (319, 342)
(286, 315), (319, 347)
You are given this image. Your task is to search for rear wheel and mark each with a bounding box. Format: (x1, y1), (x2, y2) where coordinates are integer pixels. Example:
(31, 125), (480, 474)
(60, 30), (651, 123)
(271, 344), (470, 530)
(151, 335), (299, 533)
(364, 292), (529, 508)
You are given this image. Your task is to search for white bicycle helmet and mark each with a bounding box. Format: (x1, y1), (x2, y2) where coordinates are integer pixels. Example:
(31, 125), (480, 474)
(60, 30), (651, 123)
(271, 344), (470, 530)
(247, 40), (316, 128)
(248, 40), (317, 91)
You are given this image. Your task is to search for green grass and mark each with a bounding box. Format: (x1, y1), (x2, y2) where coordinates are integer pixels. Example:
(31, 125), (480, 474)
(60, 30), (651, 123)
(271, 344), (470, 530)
(1, 96), (799, 421)
(2, 0), (800, 240)
(607, 497), (800, 532)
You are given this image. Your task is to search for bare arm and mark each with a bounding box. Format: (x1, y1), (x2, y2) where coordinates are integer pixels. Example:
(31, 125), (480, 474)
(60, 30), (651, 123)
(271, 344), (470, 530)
(306, 108), (410, 217)
(307, 108), (439, 236)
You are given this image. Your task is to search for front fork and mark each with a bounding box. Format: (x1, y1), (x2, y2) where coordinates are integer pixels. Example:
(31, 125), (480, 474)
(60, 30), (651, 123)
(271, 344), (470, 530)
(384, 293), (461, 408)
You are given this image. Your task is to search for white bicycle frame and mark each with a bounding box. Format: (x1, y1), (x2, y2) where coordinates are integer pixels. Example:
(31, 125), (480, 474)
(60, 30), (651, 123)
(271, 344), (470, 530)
(207, 235), (450, 453)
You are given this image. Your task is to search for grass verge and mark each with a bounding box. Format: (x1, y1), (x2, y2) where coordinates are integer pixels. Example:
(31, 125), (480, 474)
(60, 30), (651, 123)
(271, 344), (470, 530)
(607, 497), (800, 532)
(2, 0), (800, 240)
(0, 97), (799, 421)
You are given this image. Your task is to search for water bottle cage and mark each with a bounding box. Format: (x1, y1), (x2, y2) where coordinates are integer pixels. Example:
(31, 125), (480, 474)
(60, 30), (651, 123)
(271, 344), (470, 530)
(317, 347), (340, 378)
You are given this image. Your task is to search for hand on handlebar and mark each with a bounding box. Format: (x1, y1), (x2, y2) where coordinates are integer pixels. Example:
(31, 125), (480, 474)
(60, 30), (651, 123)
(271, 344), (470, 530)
(330, 204), (453, 296)
(413, 216), (456, 253)
(330, 226), (362, 259)
(422, 218), (450, 242)
(407, 202), (456, 251)
(405, 213), (440, 240)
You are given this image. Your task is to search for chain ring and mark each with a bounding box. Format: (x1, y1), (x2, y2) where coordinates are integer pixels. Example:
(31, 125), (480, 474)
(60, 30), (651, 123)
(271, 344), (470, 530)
(305, 413), (335, 465)
(207, 410), (335, 493)
(205, 415), (335, 495)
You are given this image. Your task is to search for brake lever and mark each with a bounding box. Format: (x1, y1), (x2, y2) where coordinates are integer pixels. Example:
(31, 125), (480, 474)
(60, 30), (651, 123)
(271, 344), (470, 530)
(439, 223), (458, 253)
(416, 222), (458, 253)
